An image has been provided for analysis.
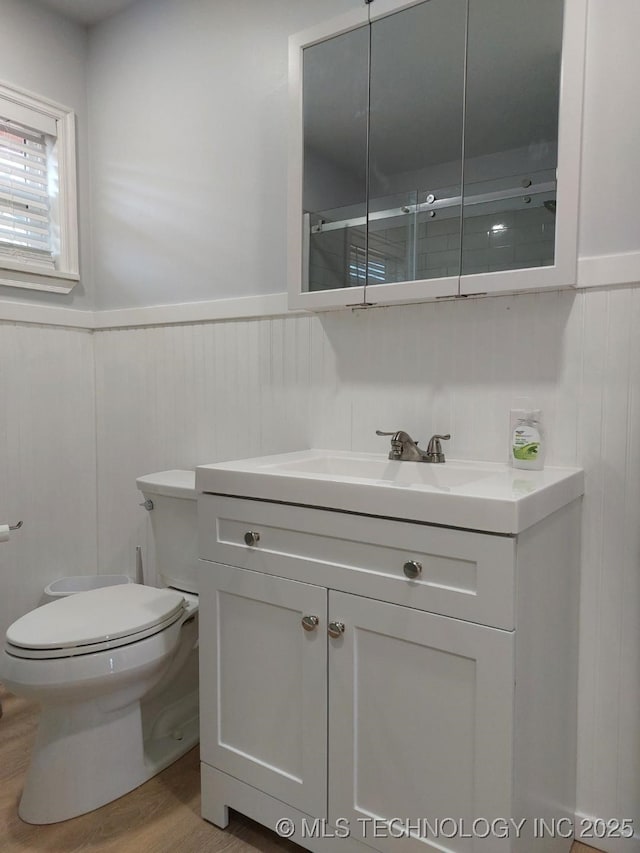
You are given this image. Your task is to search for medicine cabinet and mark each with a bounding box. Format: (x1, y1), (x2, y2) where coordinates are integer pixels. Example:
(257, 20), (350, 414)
(288, 0), (587, 311)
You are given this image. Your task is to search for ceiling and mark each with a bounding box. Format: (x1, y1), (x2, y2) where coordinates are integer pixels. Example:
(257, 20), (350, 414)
(35, 0), (138, 26)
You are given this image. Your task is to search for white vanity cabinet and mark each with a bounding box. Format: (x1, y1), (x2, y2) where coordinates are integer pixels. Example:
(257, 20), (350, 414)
(198, 492), (581, 853)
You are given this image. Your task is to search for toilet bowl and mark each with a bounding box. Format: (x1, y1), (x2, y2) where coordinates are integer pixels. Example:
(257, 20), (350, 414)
(1, 470), (199, 825)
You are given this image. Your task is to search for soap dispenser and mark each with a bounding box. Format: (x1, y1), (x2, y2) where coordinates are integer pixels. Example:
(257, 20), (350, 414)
(511, 408), (545, 470)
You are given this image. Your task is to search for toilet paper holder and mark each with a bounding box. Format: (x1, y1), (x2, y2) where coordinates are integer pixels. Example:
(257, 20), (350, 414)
(9, 521), (23, 531)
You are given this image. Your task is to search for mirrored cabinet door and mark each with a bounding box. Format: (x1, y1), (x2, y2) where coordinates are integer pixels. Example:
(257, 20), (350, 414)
(460, 0), (586, 295)
(289, 0), (586, 310)
(301, 24), (369, 301)
(365, 0), (466, 301)
(460, 0), (564, 279)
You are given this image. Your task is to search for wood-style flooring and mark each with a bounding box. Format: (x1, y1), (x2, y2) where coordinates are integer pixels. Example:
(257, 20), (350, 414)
(0, 685), (603, 853)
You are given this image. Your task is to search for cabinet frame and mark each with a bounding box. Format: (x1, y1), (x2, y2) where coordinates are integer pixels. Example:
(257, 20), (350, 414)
(288, 0), (588, 311)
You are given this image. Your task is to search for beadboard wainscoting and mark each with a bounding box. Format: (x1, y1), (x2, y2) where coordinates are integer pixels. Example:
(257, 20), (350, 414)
(93, 286), (640, 851)
(0, 322), (98, 639)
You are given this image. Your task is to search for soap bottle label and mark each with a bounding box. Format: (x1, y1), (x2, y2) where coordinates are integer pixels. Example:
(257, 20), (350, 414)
(512, 424), (541, 462)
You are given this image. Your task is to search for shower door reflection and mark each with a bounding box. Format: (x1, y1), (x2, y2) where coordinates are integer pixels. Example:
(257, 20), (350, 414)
(461, 0), (564, 275)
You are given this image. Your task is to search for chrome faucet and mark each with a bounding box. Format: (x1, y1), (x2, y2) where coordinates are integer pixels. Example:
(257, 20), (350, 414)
(376, 430), (451, 463)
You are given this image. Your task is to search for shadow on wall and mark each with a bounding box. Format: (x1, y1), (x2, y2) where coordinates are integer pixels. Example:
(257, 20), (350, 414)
(312, 288), (579, 461)
(317, 288), (576, 389)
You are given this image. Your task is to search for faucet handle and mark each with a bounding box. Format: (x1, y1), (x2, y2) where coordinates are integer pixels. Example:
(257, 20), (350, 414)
(377, 429), (418, 460)
(425, 434), (451, 463)
(376, 430), (414, 441)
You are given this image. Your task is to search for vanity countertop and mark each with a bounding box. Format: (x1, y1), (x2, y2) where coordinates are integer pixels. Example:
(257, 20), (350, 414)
(196, 449), (584, 535)
(196, 450), (584, 534)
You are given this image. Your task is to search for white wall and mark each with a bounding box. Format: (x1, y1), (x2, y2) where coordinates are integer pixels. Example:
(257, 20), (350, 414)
(0, 0), (637, 850)
(0, 1), (97, 637)
(86, 0), (361, 310)
(579, 0), (640, 260)
(0, 322), (98, 638)
(0, 0), (92, 308)
(92, 289), (639, 848)
(87, 2), (640, 849)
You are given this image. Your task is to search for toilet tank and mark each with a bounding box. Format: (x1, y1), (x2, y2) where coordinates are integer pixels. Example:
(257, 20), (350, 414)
(136, 470), (198, 594)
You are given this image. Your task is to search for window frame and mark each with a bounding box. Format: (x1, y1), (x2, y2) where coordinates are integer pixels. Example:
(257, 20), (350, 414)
(0, 80), (79, 294)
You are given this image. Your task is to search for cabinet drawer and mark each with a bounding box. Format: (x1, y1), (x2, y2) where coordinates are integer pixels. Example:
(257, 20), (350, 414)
(199, 495), (515, 629)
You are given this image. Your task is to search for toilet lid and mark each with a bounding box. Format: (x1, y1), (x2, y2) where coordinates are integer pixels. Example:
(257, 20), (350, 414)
(6, 584), (187, 652)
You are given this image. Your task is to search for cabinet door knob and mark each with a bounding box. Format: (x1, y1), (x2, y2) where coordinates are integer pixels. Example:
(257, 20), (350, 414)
(301, 615), (319, 632)
(244, 531), (260, 546)
(403, 560), (422, 579)
(328, 621), (345, 638)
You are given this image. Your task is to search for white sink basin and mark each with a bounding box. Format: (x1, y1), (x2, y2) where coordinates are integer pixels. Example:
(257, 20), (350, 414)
(196, 449), (584, 534)
(265, 454), (497, 488)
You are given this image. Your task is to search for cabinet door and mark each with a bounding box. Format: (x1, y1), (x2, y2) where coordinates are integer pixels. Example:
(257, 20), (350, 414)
(363, 0), (466, 305)
(328, 591), (514, 853)
(199, 563), (327, 818)
(459, 0), (586, 295)
(289, 7), (369, 310)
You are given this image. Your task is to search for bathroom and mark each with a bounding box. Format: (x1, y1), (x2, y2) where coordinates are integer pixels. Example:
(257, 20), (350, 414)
(0, 0), (637, 851)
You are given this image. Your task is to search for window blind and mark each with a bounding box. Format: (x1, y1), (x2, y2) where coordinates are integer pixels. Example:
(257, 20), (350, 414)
(349, 244), (387, 285)
(0, 118), (54, 269)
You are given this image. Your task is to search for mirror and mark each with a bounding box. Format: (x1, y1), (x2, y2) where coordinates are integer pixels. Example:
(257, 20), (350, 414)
(461, 0), (563, 276)
(303, 26), (369, 293)
(367, 0), (467, 287)
(299, 0), (566, 296)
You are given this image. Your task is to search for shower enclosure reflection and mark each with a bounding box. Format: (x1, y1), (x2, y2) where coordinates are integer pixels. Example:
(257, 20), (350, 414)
(301, 0), (564, 295)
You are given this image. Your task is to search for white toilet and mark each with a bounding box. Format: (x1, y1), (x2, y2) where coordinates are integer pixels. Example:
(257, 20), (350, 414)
(41, 573), (134, 604)
(1, 470), (199, 825)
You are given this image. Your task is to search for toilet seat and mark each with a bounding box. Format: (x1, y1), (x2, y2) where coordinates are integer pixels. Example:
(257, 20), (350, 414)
(5, 584), (187, 660)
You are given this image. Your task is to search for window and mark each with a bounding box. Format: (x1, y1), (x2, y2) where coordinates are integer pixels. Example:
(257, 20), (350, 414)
(349, 244), (388, 285)
(0, 81), (78, 293)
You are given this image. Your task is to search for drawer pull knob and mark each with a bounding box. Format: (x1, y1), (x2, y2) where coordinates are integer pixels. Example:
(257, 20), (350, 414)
(244, 531), (261, 547)
(328, 621), (345, 638)
(403, 560), (423, 580)
(301, 615), (319, 632)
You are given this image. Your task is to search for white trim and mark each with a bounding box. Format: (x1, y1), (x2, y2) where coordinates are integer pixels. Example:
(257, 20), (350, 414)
(0, 293), (295, 331)
(287, 285), (366, 312)
(0, 79), (79, 292)
(0, 275), (76, 294)
(288, 6), (368, 54)
(0, 258), (79, 294)
(4, 250), (640, 331)
(367, 0), (434, 23)
(365, 274), (459, 306)
(0, 300), (93, 329)
(55, 109), (79, 277)
(0, 81), (71, 130)
(577, 250), (640, 288)
(0, 85), (57, 135)
(91, 293), (294, 330)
